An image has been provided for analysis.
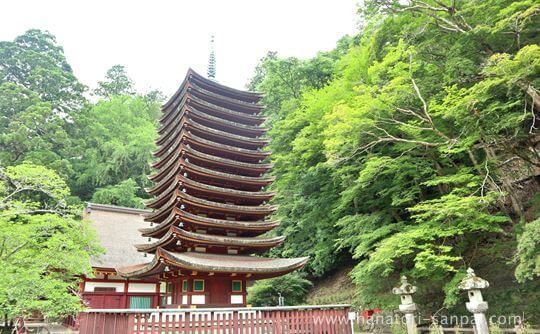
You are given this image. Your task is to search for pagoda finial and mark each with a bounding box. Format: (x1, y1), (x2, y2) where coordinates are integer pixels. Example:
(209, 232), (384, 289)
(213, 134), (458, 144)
(207, 34), (216, 80)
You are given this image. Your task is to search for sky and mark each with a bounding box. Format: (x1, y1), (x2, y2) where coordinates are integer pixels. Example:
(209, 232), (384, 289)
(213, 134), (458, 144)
(0, 0), (360, 97)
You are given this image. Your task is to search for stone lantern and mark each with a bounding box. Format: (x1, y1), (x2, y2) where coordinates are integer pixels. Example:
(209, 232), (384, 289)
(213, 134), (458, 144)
(459, 268), (490, 334)
(392, 276), (417, 334)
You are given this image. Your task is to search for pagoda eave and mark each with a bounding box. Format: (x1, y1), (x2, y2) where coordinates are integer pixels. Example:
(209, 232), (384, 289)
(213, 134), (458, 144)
(155, 120), (268, 158)
(144, 176), (274, 209)
(143, 190), (277, 223)
(189, 83), (264, 113)
(116, 249), (308, 280)
(187, 94), (267, 125)
(139, 208), (280, 238)
(149, 147), (272, 183)
(188, 69), (263, 102)
(188, 107), (268, 136)
(154, 131), (271, 164)
(134, 226), (285, 254)
(146, 160), (274, 196)
(161, 69), (263, 114)
(145, 175), (275, 209)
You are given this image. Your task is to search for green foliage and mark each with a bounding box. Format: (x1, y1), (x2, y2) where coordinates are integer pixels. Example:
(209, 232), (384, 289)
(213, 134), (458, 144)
(247, 273), (313, 306)
(0, 30), (160, 205)
(0, 164), (100, 319)
(0, 29), (86, 112)
(248, 37), (352, 126)
(0, 30), (86, 178)
(251, 0), (540, 317)
(515, 218), (540, 282)
(92, 179), (144, 208)
(71, 95), (159, 199)
(94, 65), (135, 98)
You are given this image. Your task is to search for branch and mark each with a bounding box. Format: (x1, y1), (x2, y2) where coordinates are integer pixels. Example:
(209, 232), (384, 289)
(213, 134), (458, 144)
(0, 187), (33, 204)
(378, 117), (434, 131)
(0, 209), (66, 217)
(2, 241), (29, 261)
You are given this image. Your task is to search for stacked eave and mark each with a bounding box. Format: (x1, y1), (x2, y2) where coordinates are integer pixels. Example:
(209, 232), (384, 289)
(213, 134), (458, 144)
(117, 69), (307, 279)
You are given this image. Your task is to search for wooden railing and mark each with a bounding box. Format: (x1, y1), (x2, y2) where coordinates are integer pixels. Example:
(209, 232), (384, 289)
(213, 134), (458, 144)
(78, 305), (352, 334)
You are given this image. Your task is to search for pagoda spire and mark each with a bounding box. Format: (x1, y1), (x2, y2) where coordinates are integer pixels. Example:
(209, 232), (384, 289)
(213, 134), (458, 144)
(207, 35), (216, 80)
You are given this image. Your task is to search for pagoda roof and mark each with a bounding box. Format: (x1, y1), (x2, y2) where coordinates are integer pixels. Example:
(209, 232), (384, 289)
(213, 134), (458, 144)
(144, 189), (277, 222)
(187, 94), (266, 125)
(186, 132), (270, 160)
(145, 174), (274, 209)
(158, 96), (189, 136)
(139, 207), (279, 238)
(117, 249), (308, 279)
(188, 82), (264, 113)
(189, 70), (263, 102)
(155, 119), (267, 158)
(153, 129), (270, 163)
(149, 147), (272, 183)
(147, 158), (273, 196)
(187, 107), (268, 136)
(159, 79), (263, 126)
(160, 87), (266, 128)
(182, 146), (272, 174)
(188, 119), (268, 148)
(157, 104), (267, 144)
(162, 69), (262, 113)
(134, 226), (285, 253)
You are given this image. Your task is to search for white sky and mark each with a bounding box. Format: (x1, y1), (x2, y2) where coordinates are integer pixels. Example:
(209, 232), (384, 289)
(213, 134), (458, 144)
(0, 0), (360, 97)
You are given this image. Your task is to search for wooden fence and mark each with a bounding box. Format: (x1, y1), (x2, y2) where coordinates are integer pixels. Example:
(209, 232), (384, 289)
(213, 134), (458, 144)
(78, 305), (352, 334)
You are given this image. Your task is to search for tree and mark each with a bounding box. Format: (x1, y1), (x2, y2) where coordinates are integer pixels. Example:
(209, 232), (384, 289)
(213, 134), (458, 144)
(0, 29), (86, 113)
(248, 37), (351, 126)
(71, 95), (159, 199)
(0, 163), (100, 319)
(94, 65), (135, 98)
(0, 83), (73, 177)
(251, 0), (540, 319)
(515, 218), (540, 282)
(91, 179), (144, 208)
(247, 273), (313, 306)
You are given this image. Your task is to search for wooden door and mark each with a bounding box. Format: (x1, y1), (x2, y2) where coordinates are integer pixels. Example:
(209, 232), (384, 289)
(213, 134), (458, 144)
(208, 278), (229, 306)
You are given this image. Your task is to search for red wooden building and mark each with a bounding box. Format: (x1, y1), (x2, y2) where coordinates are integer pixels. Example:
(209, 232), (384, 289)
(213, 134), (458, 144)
(84, 69), (308, 309)
(82, 203), (161, 309)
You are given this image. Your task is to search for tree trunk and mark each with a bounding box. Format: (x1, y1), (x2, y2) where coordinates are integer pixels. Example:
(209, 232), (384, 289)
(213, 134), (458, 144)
(483, 147), (524, 220)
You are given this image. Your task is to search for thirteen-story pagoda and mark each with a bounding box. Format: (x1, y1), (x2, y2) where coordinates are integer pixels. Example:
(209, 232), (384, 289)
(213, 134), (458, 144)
(118, 69), (308, 307)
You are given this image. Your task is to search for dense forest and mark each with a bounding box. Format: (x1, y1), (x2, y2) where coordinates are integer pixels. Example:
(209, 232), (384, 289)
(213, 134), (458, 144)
(0, 0), (538, 324)
(248, 0), (539, 321)
(0, 30), (161, 318)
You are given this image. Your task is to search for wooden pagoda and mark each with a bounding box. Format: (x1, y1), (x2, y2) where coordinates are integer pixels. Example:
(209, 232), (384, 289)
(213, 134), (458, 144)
(117, 69), (308, 307)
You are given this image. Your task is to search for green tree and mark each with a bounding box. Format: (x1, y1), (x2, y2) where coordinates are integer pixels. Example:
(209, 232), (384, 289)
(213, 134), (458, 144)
(252, 0), (540, 318)
(0, 83), (73, 176)
(515, 218), (540, 282)
(0, 163), (100, 319)
(0, 29), (86, 113)
(71, 95), (159, 199)
(0, 30), (88, 181)
(91, 179), (144, 208)
(94, 65), (135, 98)
(247, 273), (313, 306)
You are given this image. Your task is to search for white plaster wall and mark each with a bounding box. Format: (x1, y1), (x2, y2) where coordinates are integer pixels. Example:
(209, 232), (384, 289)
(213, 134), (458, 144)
(128, 283), (156, 293)
(231, 295), (244, 304)
(84, 282), (125, 292)
(191, 295), (206, 305)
